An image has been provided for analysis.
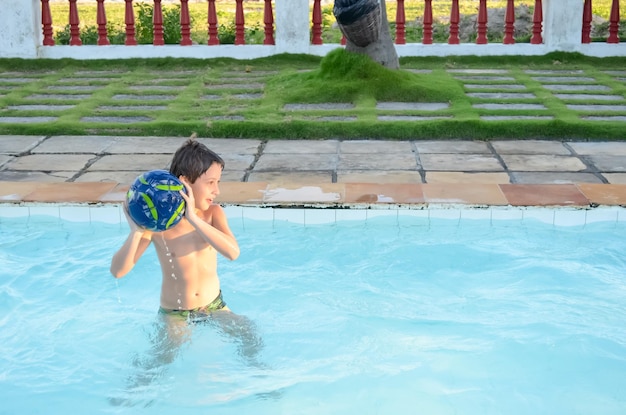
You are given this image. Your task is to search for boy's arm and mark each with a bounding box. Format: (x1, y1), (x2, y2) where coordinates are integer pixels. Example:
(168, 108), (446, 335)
(110, 206), (153, 278)
(186, 205), (240, 260)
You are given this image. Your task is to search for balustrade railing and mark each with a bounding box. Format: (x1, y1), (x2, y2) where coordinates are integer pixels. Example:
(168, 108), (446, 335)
(1, 0), (624, 59)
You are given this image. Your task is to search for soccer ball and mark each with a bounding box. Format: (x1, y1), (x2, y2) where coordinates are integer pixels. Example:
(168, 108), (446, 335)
(126, 170), (186, 231)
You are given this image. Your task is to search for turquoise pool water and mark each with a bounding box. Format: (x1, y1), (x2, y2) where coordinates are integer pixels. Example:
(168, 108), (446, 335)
(1, 208), (625, 414)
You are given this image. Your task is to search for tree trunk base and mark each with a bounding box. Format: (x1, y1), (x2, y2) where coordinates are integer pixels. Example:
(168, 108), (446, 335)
(341, 0), (399, 69)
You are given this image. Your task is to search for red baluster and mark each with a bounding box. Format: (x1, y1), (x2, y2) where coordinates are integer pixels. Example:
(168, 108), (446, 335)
(422, 0), (432, 44)
(180, 0), (192, 45)
(96, 0), (110, 45)
(263, 0), (275, 45)
(476, 0), (488, 44)
(396, 0), (406, 44)
(312, 0), (323, 45)
(208, 0), (220, 45)
(235, 0), (245, 45)
(41, 0), (55, 46)
(607, 0), (620, 43)
(125, 0), (137, 45)
(531, 0), (543, 44)
(153, 0), (164, 45)
(503, 0), (515, 44)
(448, 0), (460, 44)
(582, 0), (592, 43)
(69, 0), (82, 46)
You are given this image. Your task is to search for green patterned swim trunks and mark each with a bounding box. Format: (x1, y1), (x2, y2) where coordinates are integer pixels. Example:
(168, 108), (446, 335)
(159, 291), (227, 320)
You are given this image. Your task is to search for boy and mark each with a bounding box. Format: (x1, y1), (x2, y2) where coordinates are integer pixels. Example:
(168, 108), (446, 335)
(110, 138), (240, 318)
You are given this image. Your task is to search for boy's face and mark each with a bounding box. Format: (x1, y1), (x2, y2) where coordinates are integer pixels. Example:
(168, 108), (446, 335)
(187, 162), (222, 211)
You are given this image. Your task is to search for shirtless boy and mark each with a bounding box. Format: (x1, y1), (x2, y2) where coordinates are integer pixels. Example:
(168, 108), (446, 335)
(110, 139), (240, 319)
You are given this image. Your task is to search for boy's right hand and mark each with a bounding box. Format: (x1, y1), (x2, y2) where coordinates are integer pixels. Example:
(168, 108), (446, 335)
(122, 202), (143, 233)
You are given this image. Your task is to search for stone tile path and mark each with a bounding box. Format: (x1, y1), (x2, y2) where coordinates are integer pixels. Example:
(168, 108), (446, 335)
(1, 135), (625, 186)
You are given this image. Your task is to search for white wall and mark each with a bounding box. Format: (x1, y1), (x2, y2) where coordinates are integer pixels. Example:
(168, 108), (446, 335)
(0, 0), (41, 58)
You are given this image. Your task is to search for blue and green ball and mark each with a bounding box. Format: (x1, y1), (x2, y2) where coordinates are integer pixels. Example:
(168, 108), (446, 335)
(126, 170), (186, 231)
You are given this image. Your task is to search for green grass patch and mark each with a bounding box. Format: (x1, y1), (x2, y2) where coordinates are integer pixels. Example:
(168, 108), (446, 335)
(1, 53), (625, 140)
(267, 49), (464, 104)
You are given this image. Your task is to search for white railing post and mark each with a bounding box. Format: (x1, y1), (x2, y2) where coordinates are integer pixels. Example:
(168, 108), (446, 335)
(542, 0), (584, 52)
(0, 0), (40, 58)
(275, 0), (310, 54)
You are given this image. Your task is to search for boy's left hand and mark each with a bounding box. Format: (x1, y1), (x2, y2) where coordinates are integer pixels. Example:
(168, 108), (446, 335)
(179, 177), (197, 220)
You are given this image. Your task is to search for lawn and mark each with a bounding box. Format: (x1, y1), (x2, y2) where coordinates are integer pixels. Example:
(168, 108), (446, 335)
(0, 51), (625, 140)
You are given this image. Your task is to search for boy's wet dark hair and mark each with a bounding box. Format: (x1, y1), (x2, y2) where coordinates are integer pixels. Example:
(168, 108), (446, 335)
(169, 138), (225, 184)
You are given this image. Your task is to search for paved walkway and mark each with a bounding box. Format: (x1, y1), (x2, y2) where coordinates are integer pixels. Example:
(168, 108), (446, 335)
(1, 64), (625, 208)
(1, 135), (626, 208)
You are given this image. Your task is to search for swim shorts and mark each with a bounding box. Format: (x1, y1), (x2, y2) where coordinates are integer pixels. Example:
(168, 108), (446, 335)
(159, 291), (227, 320)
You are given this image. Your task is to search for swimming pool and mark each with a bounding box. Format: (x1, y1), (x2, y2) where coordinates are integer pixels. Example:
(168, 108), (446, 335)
(1, 206), (625, 414)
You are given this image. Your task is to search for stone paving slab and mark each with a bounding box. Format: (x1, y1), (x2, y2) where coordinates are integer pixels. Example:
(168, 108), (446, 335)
(307, 116), (357, 121)
(264, 140), (339, 154)
(541, 84), (611, 91)
(454, 76), (516, 81)
(253, 153), (337, 171)
(375, 102), (449, 111)
(419, 153), (503, 171)
(524, 70), (585, 74)
(602, 173), (626, 184)
(378, 115), (451, 121)
(103, 136), (189, 154)
(207, 83), (265, 90)
(491, 140), (571, 155)
(74, 170), (145, 184)
(112, 94), (176, 100)
(464, 84), (527, 90)
(338, 152), (418, 170)
(553, 94), (625, 101)
(0, 135), (46, 154)
(247, 171), (333, 183)
(510, 172), (604, 184)
(467, 93), (536, 99)
(337, 170), (423, 184)
(88, 154), (172, 171)
(0, 154), (12, 168)
(569, 142), (626, 156)
(284, 103), (355, 111)
(46, 85), (102, 91)
(415, 141), (491, 154)
(98, 105), (168, 111)
(425, 172), (510, 184)
(6, 154), (94, 171)
(499, 154), (587, 172)
(585, 155), (626, 172)
(0, 170), (75, 182)
(31, 135), (117, 154)
(339, 140), (412, 154)
(567, 104), (626, 111)
(7, 105), (75, 111)
(481, 115), (554, 120)
(448, 69), (509, 74)
(26, 94), (92, 100)
(473, 103), (547, 110)
(81, 116), (153, 123)
(583, 116), (626, 121)
(531, 76), (596, 82)
(0, 116), (58, 123)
